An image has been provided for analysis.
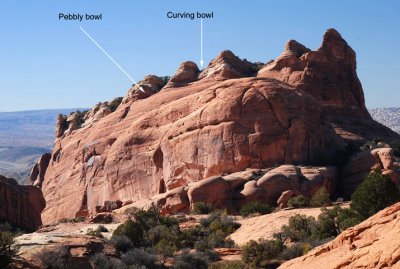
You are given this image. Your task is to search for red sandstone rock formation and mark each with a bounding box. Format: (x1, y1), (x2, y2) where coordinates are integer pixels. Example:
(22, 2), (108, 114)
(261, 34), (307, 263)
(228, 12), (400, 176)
(38, 29), (399, 224)
(0, 175), (45, 231)
(279, 202), (400, 269)
(30, 152), (51, 187)
(259, 28), (398, 143)
(115, 166), (336, 216)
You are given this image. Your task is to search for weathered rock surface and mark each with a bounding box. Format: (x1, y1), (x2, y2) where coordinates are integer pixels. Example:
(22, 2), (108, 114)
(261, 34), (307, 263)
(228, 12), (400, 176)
(116, 166), (337, 216)
(229, 206), (330, 246)
(12, 222), (119, 269)
(199, 50), (260, 80)
(258, 28), (398, 144)
(29, 152), (51, 187)
(279, 202), (400, 269)
(168, 61), (200, 86)
(39, 28), (399, 224)
(0, 175), (45, 231)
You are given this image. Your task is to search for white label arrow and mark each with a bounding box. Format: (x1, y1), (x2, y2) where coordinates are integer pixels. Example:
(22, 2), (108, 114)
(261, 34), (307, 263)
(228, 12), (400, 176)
(200, 19), (204, 68)
(79, 26), (144, 92)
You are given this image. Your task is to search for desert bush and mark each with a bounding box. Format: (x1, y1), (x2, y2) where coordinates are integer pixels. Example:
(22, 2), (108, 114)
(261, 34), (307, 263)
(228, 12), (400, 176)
(112, 220), (144, 248)
(315, 206), (362, 240)
(148, 224), (180, 247)
(242, 240), (284, 268)
(280, 242), (312, 260)
(281, 215), (318, 242)
(336, 207), (362, 231)
(86, 226), (106, 238)
(91, 253), (126, 269)
(97, 225), (108, 232)
(110, 235), (134, 252)
(35, 246), (72, 269)
(239, 201), (274, 217)
(0, 231), (17, 268)
(193, 202), (214, 214)
(188, 211), (240, 250)
(121, 248), (158, 269)
(351, 170), (400, 219)
(287, 195), (309, 208)
(208, 260), (245, 269)
(59, 216), (86, 224)
(173, 250), (216, 269)
(310, 187), (331, 207)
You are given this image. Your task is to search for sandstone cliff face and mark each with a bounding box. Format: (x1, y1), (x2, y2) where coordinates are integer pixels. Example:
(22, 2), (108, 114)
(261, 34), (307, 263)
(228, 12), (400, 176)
(259, 28), (398, 143)
(42, 76), (341, 223)
(279, 202), (400, 269)
(0, 175), (45, 231)
(39, 29), (399, 224)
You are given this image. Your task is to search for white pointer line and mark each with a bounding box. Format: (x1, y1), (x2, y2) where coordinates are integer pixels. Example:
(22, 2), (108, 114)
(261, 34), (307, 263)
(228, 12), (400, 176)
(200, 19), (204, 68)
(79, 26), (144, 92)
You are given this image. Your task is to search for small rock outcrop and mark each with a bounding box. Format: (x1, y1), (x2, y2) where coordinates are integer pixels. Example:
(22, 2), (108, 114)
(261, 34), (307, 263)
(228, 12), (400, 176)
(168, 61), (200, 85)
(279, 202), (400, 269)
(199, 50), (259, 80)
(0, 175), (45, 231)
(29, 153), (51, 187)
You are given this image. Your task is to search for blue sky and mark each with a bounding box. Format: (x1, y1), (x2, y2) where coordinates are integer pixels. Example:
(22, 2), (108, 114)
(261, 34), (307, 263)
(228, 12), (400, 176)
(0, 0), (399, 111)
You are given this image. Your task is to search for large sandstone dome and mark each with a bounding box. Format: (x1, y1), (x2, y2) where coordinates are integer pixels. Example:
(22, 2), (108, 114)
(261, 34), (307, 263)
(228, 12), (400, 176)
(37, 29), (399, 224)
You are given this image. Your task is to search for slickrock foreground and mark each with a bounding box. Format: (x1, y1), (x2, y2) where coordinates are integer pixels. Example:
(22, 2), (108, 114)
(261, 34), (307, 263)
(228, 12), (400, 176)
(279, 202), (400, 269)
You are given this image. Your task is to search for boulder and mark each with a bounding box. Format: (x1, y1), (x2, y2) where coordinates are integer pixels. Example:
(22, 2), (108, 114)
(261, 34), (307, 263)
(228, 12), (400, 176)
(168, 61), (199, 85)
(277, 190), (299, 209)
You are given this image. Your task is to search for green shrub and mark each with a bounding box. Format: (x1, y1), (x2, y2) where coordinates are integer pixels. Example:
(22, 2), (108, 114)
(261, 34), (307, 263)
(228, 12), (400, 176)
(86, 227), (104, 238)
(281, 215), (318, 242)
(173, 250), (216, 269)
(239, 201), (274, 217)
(110, 235), (134, 252)
(35, 246), (72, 269)
(288, 195), (309, 208)
(315, 206), (362, 240)
(310, 187), (331, 207)
(0, 231), (17, 268)
(193, 202), (214, 214)
(336, 207), (362, 231)
(58, 216), (86, 224)
(90, 253), (126, 269)
(97, 225), (108, 232)
(242, 240), (284, 268)
(121, 248), (158, 269)
(280, 242), (312, 260)
(351, 170), (400, 219)
(208, 260), (245, 269)
(112, 220), (144, 248)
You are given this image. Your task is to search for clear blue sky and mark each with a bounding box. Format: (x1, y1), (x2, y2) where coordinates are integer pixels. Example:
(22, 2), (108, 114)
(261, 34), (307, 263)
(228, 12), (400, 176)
(0, 0), (399, 111)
